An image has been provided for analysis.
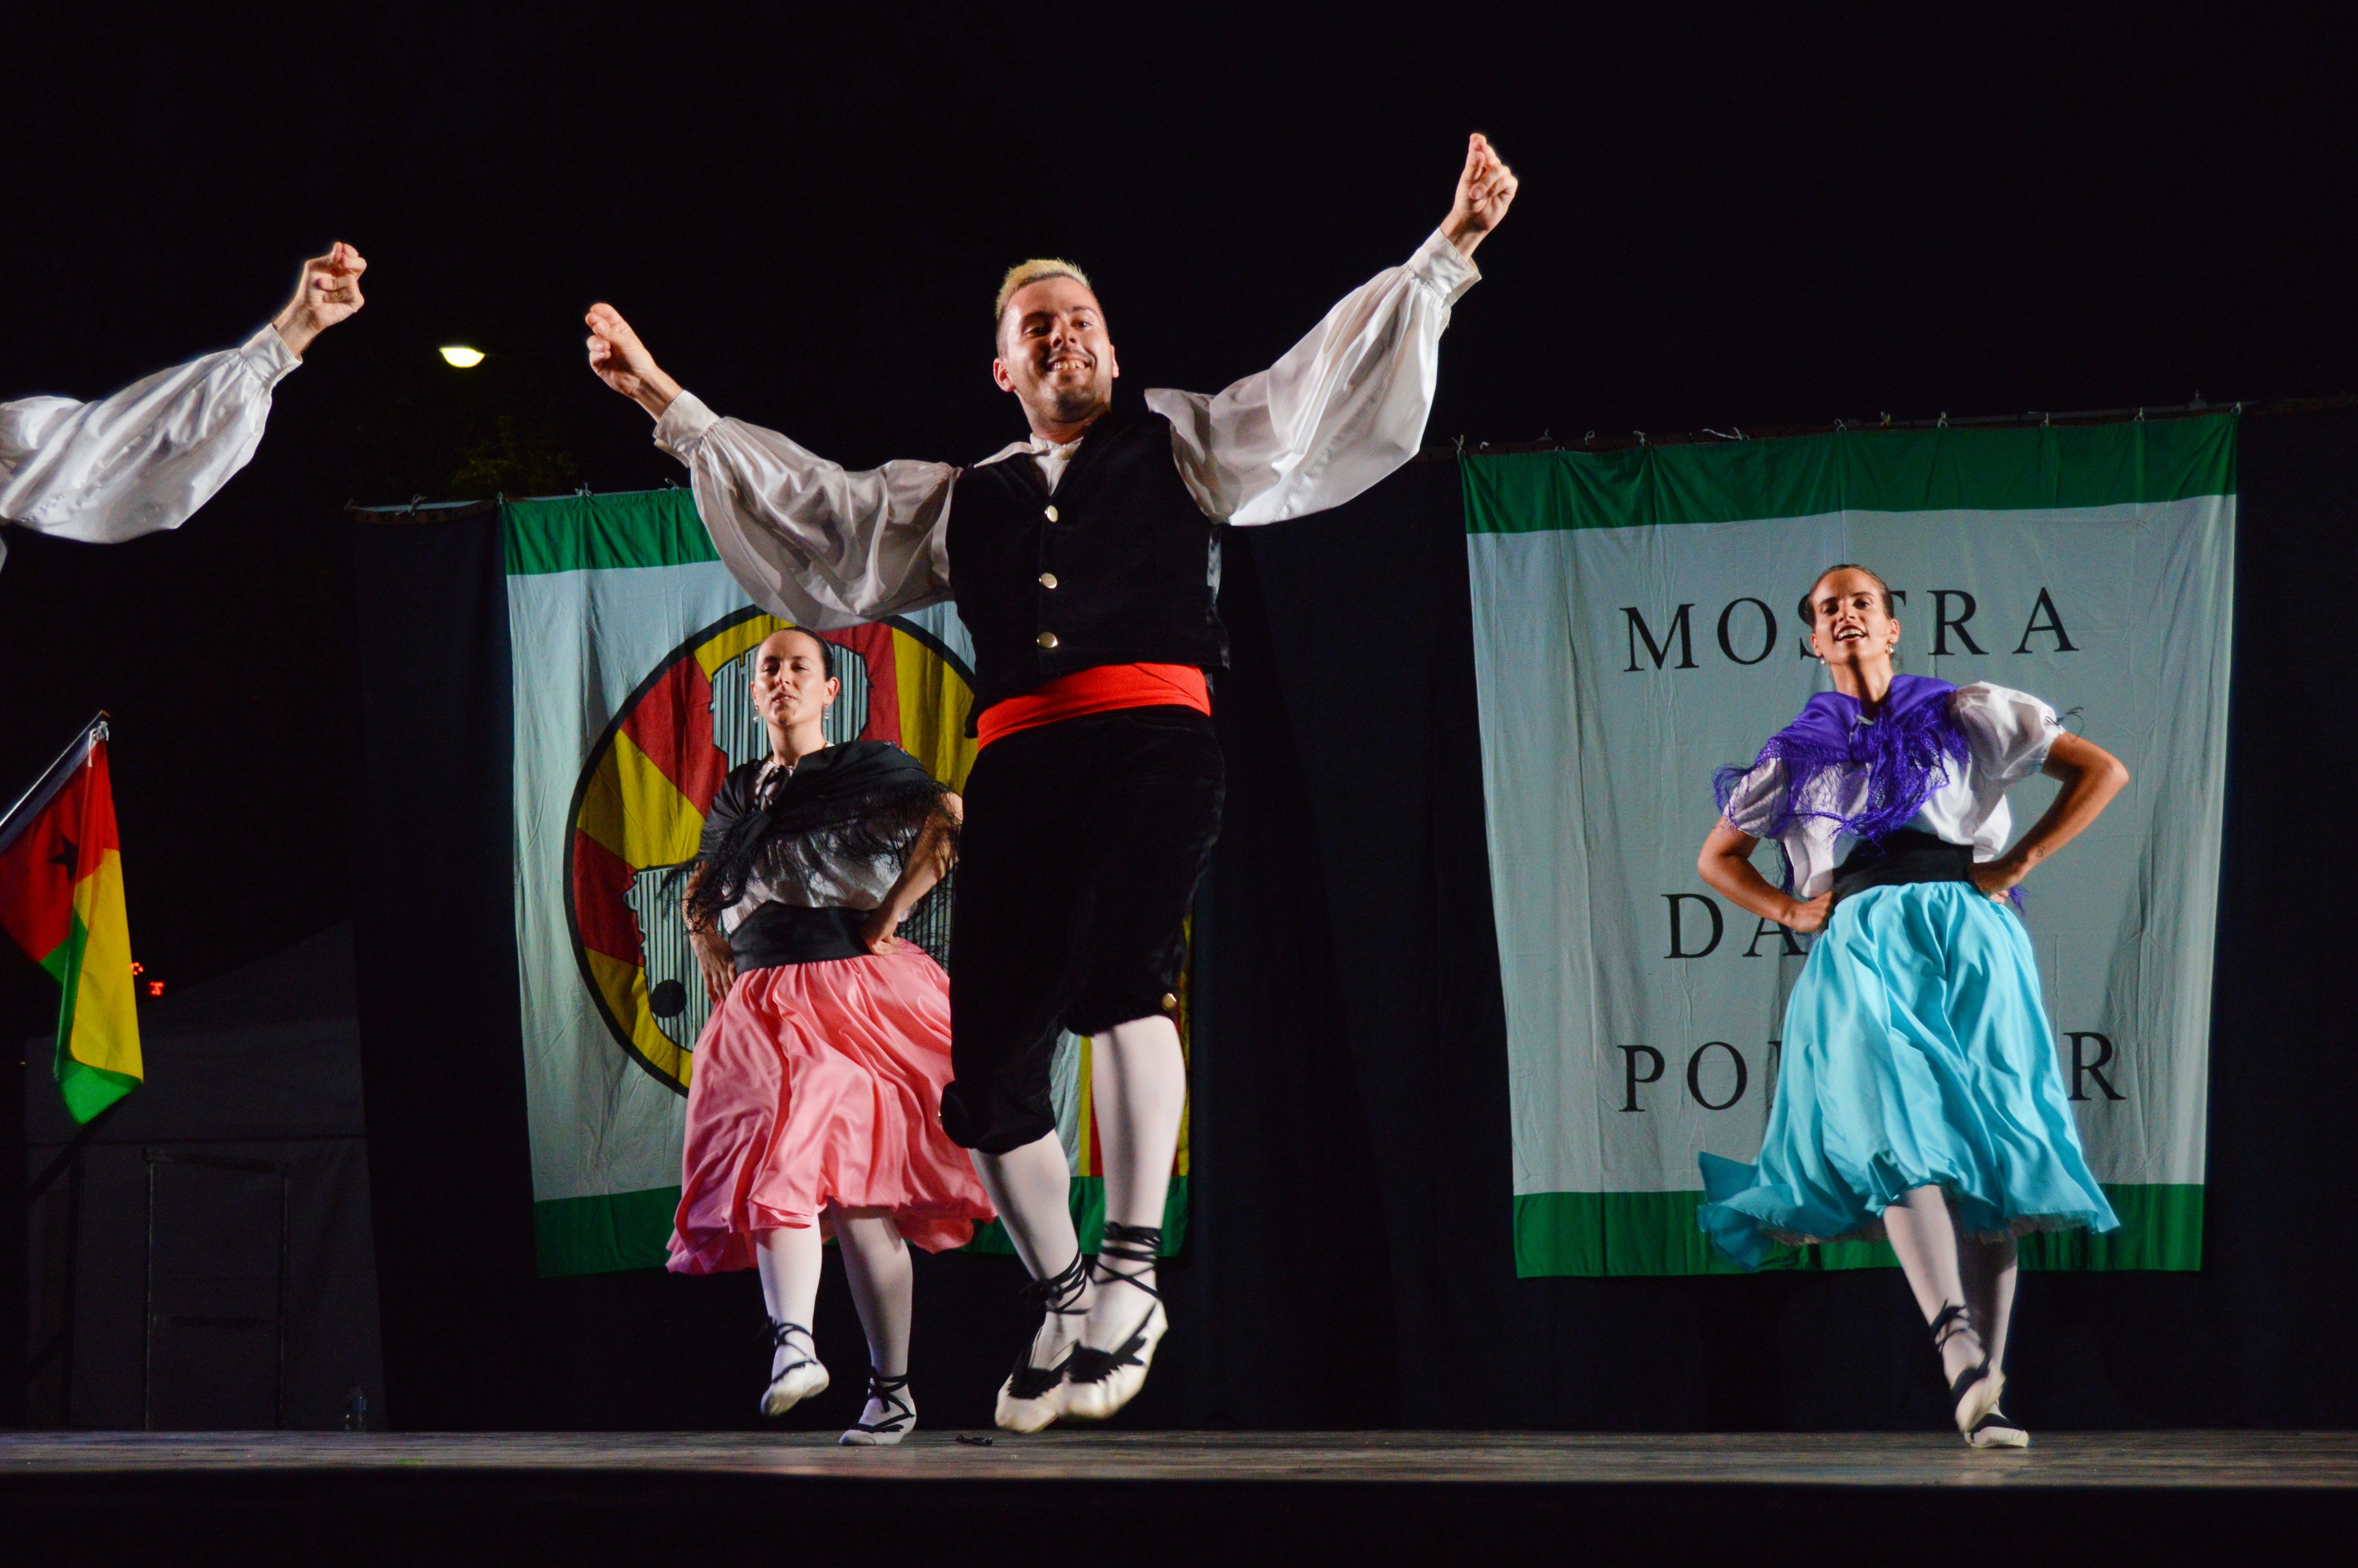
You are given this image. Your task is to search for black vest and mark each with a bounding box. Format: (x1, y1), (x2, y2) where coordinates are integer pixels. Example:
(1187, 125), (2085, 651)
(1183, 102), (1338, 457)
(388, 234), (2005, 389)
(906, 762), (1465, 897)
(949, 409), (1226, 717)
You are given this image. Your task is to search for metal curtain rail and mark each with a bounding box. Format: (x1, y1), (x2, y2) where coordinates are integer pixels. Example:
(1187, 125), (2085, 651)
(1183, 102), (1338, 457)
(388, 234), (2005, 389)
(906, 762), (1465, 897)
(1427, 391), (2358, 460)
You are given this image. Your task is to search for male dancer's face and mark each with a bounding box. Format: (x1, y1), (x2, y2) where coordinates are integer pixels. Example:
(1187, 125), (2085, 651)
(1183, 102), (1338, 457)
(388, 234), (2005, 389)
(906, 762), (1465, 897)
(992, 276), (1120, 437)
(749, 629), (840, 743)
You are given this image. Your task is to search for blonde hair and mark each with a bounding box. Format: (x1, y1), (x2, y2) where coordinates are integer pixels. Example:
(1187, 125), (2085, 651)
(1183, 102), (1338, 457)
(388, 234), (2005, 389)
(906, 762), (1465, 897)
(994, 257), (1094, 337)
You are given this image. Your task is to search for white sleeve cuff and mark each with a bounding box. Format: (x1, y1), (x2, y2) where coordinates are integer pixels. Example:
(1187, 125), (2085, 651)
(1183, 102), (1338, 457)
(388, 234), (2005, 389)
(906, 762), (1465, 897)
(1408, 228), (1481, 307)
(655, 390), (721, 461)
(238, 325), (302, 388)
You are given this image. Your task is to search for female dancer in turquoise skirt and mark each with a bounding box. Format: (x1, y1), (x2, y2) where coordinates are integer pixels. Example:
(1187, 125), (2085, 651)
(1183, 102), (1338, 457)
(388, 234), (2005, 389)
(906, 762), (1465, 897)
(1695, 564), (2130, 1449)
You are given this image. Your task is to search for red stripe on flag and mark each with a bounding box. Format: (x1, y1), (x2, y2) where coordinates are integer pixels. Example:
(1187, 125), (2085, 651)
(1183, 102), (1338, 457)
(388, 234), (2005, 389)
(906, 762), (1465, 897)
(571, 829), (643, 965)
(0, 741), (119, 962)
(618, 657), (728, 814)
(829, 623), (901, 744)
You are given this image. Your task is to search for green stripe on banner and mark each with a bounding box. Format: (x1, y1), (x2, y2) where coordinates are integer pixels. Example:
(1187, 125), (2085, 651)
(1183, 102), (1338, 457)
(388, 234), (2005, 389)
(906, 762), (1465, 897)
(1513, 1184), (2203, 1278)
(1462, 414), (2237, 535)
(535, 1176), (1193, 1276)
(535, 1186), (680, 1276)
(964, 1176), (1191, 1260)
(503, 490), (719, 575)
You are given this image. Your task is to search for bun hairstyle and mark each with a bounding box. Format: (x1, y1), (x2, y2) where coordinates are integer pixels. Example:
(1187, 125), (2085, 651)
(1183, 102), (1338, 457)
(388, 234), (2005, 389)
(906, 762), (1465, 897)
(994, 257), (1095, 343)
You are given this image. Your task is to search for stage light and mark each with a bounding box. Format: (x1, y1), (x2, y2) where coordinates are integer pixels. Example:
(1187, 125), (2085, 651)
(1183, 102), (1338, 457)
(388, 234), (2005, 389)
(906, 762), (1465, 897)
(146, 980), (165, 998)
(439, 346), (487, 368)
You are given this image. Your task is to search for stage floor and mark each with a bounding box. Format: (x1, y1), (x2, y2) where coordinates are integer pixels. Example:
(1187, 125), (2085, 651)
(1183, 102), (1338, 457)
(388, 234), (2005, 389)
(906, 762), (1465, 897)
(4, 1427), (2357, 1488)
(6, 1430), (2354, 1564)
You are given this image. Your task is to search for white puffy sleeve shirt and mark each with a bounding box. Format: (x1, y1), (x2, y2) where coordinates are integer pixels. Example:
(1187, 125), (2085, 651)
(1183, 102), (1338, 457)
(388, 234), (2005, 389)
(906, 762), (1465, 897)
(1720, 683), (2065, 900)
(0, 327), (300, 572)
(652, 230), (1480, 628)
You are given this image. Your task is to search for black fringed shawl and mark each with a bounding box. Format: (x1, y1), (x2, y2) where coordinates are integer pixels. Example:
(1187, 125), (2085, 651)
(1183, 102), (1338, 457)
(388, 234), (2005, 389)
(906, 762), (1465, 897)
(685, 741), (951, 931)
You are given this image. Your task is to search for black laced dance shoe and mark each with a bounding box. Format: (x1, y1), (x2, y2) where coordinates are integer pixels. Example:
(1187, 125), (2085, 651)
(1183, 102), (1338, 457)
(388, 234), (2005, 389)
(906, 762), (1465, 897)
(995, 1251), (1090, 1433)
(1060, 1223), (1167, 1423)
(839, 1370), (916, 1446)
(1931, 1302), (2003, 1438)
(760, 1319), (830, 1417)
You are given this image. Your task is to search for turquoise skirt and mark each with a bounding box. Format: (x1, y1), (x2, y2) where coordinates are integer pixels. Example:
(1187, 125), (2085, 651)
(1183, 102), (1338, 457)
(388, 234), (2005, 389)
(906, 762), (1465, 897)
(1697, 881), (2119, 1270)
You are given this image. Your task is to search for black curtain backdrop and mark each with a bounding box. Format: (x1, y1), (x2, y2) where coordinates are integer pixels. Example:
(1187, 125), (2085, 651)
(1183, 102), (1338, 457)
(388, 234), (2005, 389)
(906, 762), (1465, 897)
(351, 408), (2358, 1433)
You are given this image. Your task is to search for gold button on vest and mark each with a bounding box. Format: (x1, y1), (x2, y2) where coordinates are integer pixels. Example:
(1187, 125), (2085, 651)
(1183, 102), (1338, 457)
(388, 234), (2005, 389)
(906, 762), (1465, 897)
(1038, 572), (1058, 590)
(1036, 631), (1059, 649)
(1044, 504), (1059, 522)
(1160, 992), (1179, 1012)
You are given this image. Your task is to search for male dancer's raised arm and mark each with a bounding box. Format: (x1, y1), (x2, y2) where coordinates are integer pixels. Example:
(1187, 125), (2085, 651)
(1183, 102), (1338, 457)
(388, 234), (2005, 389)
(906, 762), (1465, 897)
(0, 245), (367, 569)
(584, 304), (956, 628)
(583, 134), (1515, 625)
(1155, 132), (1516, 525)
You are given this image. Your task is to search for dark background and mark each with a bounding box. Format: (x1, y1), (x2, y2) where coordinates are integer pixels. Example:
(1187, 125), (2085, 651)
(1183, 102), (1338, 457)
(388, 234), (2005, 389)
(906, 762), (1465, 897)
(5, 5), (2356, 1430)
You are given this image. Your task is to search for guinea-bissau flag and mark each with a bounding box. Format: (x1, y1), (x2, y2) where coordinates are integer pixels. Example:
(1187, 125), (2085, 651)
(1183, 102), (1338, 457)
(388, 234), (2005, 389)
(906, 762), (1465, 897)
(0, 717), (144, 1122)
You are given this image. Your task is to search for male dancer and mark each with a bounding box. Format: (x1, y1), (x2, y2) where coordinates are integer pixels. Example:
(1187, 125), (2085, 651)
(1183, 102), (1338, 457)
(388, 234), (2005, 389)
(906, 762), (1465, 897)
(2, 244), (368, 574)
(586, 133), (1516, 1427)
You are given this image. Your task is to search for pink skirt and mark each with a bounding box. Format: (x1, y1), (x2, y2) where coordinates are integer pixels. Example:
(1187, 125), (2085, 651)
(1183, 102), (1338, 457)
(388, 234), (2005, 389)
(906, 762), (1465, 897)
(668, 944), (995, 1271)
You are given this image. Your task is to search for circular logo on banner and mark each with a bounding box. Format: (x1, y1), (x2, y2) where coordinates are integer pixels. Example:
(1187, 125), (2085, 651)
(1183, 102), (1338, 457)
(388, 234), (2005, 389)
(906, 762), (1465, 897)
(562, 607), (977, 1094)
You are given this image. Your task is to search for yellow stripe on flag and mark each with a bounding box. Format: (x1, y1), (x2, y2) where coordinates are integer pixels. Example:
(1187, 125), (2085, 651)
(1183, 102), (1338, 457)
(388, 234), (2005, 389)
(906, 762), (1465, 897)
(67, 849), (143, 1084)
(891, 627), (979, 792)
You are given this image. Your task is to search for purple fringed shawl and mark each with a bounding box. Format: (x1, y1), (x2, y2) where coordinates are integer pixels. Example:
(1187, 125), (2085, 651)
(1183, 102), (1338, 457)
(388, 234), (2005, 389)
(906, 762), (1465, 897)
(1714, 675), (1971, 871)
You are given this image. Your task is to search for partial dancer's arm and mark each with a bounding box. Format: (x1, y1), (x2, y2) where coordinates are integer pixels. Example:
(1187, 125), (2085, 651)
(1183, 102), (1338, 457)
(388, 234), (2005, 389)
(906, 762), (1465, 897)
(863, 793), (962, 955)
(1153, 133), (1517, 524)
(0, 245), (366, 547)
(1698, 821), (1833, 934)
(586, 305), (955, 626)
(1968, 732), (2129, 901)
(680, 861), (738, 1004)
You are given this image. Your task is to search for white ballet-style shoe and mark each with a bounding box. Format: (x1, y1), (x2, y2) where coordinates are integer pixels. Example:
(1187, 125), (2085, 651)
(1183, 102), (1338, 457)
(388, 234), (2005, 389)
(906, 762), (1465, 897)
(760, 1321), (831, 1417)
(840, 1371), (916, 1446)
(995, 1253), (1090, 1433)
(1968, 1405), (2030, 1449)
(1058, 1223), (1167, 1424)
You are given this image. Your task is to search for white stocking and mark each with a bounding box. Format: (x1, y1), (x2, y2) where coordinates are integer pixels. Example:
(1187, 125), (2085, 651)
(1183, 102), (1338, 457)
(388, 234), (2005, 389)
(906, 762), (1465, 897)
(972, 1131), (1089, 1366)
(832, 1211), (913, 1379)
(1083, 1014), (1185, 1348)
(754, 1224), (823, 1378)
(1881, 1185), (1985, 1386)
(1960, 1234), (2019, 1382)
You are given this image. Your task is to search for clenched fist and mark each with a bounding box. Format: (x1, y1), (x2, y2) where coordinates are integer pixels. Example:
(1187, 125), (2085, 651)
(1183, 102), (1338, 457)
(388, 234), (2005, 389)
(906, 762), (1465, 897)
(1442, 134), (1519, 258)
(586, 303), (684, 420)
(272, 243), (367, 357)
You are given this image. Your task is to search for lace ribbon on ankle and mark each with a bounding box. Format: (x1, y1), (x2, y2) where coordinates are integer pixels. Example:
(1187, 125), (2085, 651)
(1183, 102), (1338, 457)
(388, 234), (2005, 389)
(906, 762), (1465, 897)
(766, 1319), (820, 1375)
(1067, 1223), (1164, 1386)
(1007, 1253), (1091, 1401)
(848, 1370), (914, 1435)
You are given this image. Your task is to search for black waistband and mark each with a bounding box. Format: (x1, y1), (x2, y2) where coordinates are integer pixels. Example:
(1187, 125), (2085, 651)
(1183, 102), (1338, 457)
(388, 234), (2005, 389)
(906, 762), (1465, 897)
(1829, 829), (1974, 904)
(726, 903), (871, 969)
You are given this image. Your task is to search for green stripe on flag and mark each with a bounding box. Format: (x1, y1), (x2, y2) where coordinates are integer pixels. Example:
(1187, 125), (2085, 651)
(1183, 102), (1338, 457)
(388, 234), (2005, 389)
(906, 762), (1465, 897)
(36, 914), (136, 1123)
(1513, 1184), (2203, 1277)
(535, 1186), (681, 1276)
(1463, 414), (2237, 535)
(503, 490), (719, 575)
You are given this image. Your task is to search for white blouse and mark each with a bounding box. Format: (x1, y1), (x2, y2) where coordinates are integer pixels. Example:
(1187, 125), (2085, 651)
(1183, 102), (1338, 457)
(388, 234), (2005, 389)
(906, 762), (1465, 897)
(651, 229), (1481, 628)
(1720, 682), (2064, 900)
(0, 327), (301, 574)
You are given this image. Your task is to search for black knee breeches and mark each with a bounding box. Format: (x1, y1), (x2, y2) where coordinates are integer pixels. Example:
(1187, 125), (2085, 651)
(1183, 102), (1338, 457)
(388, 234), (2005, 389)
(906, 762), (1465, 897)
(940, 706), (1223, 1154)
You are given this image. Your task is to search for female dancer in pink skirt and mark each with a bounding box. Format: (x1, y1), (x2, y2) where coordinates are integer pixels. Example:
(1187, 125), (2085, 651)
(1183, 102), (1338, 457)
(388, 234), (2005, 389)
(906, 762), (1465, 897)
(675, 625), (994, 1445)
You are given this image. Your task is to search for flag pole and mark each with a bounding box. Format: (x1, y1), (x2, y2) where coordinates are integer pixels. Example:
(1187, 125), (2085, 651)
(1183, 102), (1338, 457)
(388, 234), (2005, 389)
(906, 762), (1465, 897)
(0, 711), (110, 855)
